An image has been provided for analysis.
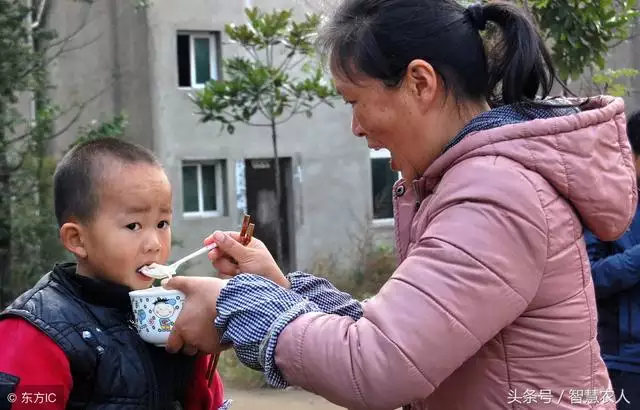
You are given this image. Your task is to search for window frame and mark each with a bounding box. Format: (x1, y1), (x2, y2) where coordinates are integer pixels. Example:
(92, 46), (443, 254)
(177, 31), (219, 89)
(182, 161), (225, 218)
(370, 148), (400, 225)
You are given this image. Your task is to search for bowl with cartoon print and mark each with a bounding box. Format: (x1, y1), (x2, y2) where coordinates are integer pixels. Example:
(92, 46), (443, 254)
(129, 287), (185, 346)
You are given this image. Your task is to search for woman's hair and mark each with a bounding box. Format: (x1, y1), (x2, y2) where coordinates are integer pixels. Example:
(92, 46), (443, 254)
(317, 0), (566, 107)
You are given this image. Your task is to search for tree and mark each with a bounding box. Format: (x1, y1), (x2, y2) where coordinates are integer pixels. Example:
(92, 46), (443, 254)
(525, 0), (638, 83)
(0, 0), (59, 307)
(0, 0), (140, 307)
(193, 7), (338, 268)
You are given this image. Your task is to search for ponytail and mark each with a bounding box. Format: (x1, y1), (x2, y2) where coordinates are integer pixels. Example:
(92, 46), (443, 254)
(482, 1), (559, 105)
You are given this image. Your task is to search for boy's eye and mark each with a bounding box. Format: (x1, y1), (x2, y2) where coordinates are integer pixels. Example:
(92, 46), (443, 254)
(126, 223), (142, 231)
(158, 220), (170, 229)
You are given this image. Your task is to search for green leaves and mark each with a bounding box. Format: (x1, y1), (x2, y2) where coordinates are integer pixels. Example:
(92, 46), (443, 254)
(591, 68), (640, 96)
(193, 7), (338, 132)
(525, 0), (639, 81)
(224, 8), (320, 54)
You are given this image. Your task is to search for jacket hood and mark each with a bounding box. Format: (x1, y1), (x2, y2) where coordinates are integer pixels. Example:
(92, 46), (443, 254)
(423, 96), (637, 241)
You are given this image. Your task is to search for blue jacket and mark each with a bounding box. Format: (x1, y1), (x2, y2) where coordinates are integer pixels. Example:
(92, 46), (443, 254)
(585, 206), (640, 373)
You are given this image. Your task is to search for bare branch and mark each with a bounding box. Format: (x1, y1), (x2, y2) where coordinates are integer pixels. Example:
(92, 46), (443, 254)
(4, 77), (117, 148)
(22, 0), (134, 86)
(276, 45), (297, 72)
(268, 43), (275, 69)
(280, 54), (305, 73)
(51, 32), (104, 55)
(14, 4), (93, 88)
(278, 93), (304, 122)
(256, 97), (272, 120)
(609, 32), (640, 49)
(43, 107), (85, 141)
(237, 43), (260, 62)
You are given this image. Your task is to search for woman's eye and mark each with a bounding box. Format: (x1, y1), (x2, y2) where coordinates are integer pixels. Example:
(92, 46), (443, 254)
(126, 223), (141, 231)
(158, 220), (170, 229)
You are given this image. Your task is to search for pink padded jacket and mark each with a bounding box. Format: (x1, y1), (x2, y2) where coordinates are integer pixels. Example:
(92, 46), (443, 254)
(275, 96), (638, 409)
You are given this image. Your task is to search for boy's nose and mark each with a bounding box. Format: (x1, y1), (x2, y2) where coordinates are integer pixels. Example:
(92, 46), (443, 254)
(144, 233), (162, 253)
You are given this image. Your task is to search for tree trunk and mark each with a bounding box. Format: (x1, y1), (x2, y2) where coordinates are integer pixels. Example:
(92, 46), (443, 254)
(270, 117), (284, 269)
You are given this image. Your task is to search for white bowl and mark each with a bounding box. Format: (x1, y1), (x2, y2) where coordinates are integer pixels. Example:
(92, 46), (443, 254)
(129, 287), (185, 346)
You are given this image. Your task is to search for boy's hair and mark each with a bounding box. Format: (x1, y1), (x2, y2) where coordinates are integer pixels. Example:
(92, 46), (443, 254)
(627, 110), (640, 156)
(53, 137), (160, 227)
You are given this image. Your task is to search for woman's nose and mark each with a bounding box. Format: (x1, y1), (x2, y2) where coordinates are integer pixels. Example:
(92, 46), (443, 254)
(351, 116), (366, 138)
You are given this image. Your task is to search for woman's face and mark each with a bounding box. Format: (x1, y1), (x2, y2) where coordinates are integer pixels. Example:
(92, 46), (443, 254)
(332, 61), (446, 181)
(334, 73), (413, 175)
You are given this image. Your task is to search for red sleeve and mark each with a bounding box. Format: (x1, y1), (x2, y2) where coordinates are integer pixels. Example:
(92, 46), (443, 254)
(185, 354), (225, 410)
(0, 318), (72, 409)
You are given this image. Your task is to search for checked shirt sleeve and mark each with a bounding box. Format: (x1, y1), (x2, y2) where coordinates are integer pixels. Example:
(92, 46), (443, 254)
(286, 271), (363, 320)
(214, 274), (321, 387)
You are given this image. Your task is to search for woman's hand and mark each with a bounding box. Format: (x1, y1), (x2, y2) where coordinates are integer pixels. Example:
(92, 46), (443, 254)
(162, 276), (228, 354)
(205, 231), (290, 288)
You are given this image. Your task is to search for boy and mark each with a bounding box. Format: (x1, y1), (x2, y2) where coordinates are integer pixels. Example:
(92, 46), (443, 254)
(0, 137), (227, 409)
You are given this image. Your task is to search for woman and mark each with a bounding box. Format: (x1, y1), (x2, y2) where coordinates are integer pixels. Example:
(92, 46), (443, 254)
(164, 0), (637, 408)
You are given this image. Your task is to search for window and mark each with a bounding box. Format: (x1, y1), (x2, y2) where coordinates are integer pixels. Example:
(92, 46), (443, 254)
(370, 149), (400, 220)
(177, 32), (219, 88)
(182, 161), (226, 217)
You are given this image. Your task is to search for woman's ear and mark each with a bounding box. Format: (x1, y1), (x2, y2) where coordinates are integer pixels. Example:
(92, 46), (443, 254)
(59, 222), (88, 259)
(405, 59), (438, 110)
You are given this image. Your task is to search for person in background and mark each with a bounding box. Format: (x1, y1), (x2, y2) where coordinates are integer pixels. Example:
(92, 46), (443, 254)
(584, 110), (640, 410)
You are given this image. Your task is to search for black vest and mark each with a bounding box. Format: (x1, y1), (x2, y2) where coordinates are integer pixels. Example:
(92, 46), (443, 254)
(0, 263), (197, 409)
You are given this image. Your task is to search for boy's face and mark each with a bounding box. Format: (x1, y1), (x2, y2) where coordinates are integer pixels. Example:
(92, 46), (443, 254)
(64, 161), (173, 290)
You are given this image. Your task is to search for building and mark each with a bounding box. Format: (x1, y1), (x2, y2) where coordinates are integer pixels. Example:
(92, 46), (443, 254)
(46, 0), (397, 274)
(44, 0), (640, 276)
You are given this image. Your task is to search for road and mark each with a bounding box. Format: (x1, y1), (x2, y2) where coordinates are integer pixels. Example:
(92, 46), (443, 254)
(224, 387), (344, 409)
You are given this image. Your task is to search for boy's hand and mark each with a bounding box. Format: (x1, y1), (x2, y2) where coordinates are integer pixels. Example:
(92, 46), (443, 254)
(205, 231), (290, 289)
(162, 276), (228, 355)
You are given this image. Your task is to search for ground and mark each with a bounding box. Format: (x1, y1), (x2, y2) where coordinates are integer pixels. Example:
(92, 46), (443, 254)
(225, 387), (343, 409)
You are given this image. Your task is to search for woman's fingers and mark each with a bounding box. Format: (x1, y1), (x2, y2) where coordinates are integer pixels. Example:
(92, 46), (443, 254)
(213, 258), (240, 277)
(209, 247), (240, 276)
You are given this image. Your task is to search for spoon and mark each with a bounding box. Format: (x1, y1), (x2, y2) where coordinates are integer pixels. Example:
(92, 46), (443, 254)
(139, 243), (218, 279)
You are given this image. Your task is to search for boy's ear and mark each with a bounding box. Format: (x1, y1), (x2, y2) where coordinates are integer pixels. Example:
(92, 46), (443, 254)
(59, 222), (88, 259)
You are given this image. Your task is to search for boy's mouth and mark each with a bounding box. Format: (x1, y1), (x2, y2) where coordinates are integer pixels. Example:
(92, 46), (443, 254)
(136, 264), (156, 280)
